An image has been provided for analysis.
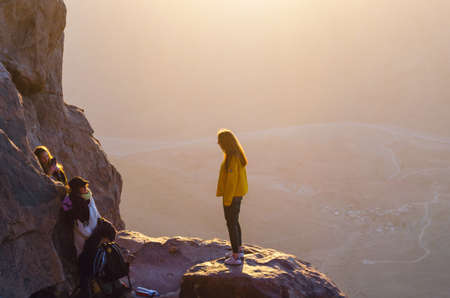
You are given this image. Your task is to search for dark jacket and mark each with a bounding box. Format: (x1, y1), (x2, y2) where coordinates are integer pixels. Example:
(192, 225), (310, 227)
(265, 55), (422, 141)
(70, 193), (90, 224)
(79, 217), (117, 274)
(52, 168), (68, 185)
(77, 217), (117, 297)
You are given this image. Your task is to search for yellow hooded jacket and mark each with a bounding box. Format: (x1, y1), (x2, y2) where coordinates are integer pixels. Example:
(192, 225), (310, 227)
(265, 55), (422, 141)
(216, 154), (248, 206)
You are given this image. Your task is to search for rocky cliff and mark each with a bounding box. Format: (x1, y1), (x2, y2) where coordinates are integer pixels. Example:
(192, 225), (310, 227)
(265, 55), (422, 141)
(0, 1), (346, 297)
(0, 1), (123, 297)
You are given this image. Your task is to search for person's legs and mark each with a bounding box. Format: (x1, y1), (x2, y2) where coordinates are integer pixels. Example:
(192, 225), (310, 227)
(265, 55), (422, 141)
(223, 197), (243, 254)
(233, 197), (243, 250)
(78, 275), (92, 298)
(78, 250), (93, 298)
(237, 221), (242, 250)
(224, 206), (239, 254)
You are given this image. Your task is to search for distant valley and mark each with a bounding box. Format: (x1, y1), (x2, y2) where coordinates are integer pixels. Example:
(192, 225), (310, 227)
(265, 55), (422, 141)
(104, 122), (450, 298)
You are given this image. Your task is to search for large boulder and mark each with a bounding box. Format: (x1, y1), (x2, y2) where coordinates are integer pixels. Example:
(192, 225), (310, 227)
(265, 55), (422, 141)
(117, 231), (346, 298)
(180, 252), (345, 298)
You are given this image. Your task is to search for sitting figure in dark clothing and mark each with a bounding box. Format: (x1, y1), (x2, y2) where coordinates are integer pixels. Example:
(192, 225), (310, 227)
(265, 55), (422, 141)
(69, 176), (101, 257)
(78, 217), (118, 298)
(68, 177), (128, 298)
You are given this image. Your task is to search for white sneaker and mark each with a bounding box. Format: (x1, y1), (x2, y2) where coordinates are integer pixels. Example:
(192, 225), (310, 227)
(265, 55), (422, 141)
(225, 251), (244, 259)
(224, 256), (242, 266)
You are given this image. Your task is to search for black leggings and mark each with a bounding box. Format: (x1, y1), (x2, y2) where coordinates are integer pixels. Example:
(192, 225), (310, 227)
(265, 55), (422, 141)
(223, 196), (242, 253)
(78, 252), (93, 298)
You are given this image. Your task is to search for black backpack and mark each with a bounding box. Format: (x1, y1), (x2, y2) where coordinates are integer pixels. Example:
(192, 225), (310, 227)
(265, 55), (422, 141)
(93, 242), (132, 288)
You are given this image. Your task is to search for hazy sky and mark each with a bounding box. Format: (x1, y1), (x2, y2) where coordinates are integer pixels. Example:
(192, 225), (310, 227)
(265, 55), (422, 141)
(63, 1), (450, 140)
(61, 5), (450, 296)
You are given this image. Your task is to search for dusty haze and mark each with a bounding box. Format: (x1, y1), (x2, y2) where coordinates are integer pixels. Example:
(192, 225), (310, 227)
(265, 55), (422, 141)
(63, 1), (450, 298)
(64, 0), (450, 139)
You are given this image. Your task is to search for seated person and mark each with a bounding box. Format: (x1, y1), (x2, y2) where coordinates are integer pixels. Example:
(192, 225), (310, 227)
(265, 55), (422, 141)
(78, 217), (118, 298)
(34, 145), (68, 185)
(69, 177), (119, 297)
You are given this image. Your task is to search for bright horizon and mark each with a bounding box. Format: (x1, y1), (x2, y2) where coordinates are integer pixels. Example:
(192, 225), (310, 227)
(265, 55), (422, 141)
(64, 0), (450, 141)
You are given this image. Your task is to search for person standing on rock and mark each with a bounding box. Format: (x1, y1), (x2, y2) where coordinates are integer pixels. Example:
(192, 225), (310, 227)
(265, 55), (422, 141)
(216, 129), (248, 265)
(34, 145), (68, 185)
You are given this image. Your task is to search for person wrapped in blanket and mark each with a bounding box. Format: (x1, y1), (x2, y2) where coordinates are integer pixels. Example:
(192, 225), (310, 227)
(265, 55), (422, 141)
(68, 177), (122, 297)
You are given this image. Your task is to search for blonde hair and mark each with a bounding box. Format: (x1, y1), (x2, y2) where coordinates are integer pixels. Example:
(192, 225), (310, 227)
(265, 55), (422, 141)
(33, 145), (63, 172)
(217, 129), (247, 166)
(34, 145), (53, 160)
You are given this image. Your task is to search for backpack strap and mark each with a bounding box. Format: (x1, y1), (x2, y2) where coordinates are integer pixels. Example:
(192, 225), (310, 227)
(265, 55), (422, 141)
(92, 244), (106, 278)
(110, 242), (133, 290)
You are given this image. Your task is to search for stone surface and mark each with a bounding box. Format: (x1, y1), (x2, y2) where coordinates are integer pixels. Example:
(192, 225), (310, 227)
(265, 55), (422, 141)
(0, 0), (123, 297)
(180, 252), (346, 298)
(117, 231), (346, 298)
(0, 62), (30, 157)
(0, 0), (66, 96)
(117, 231), (232, 297)
(0, 0), (123, 230)
(0, 128), (66, 298)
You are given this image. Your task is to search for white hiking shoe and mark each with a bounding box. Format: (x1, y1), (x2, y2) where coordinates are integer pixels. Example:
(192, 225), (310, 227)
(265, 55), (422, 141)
(225, 251), (244, 259)
(224, 256), (242, 266)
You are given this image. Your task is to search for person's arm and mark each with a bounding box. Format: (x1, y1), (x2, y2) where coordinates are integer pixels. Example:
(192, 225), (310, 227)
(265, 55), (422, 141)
(223, 156), (239, 207)
(90, 198), (101, 220)
(75, 219), (92, 239)
(75, 199), (100, 238)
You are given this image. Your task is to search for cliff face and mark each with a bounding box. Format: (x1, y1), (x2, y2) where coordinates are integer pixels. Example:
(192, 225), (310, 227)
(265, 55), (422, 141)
(0, 1), (346, 298)
(0, 1), (123, 297)
(0, 0), (124, 231)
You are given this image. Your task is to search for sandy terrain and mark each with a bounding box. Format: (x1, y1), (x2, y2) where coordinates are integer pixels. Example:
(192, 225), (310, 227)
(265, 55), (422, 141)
(104, 122), (450, 298)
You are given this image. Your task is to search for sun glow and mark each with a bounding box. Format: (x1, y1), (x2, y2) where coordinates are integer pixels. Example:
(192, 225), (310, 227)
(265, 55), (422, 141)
(65, 0), (450, 139)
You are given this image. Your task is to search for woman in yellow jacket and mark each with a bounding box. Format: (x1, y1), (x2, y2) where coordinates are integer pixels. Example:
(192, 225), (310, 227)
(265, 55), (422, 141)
(216, 129), (248, 265)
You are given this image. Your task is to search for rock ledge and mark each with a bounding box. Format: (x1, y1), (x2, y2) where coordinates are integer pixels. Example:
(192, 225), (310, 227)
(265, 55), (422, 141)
(118, 231), (346, 298)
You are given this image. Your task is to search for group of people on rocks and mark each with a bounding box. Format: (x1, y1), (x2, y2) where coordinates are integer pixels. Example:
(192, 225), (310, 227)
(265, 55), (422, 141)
(34, 146), (122, 297)
(33, 128), (248, 296)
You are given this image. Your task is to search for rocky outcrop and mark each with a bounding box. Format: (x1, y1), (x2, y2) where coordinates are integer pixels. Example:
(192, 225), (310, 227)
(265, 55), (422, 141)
(0, 1), (123, 297)
(180, 253), (345, 298)
(0, 0), (124, 231)
(117, 231), (346, 298)
(0, 0), (66, 97)
(0, 50), (66, 298)
(0, 127), (66, 298)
